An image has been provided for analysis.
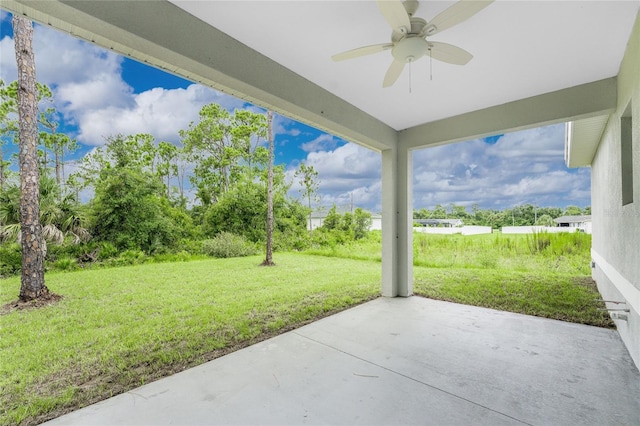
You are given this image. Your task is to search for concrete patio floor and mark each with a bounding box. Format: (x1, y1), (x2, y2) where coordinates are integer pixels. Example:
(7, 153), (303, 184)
(45, 297), (639, 425)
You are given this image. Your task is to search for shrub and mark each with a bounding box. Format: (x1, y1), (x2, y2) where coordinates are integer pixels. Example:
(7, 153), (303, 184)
(0, 243), (21, 277)
(97, 242), (119, 260)
(175, 238), (204, 255)
(53, 257), (79, 271)
(202, 233), (257, 258)
(274, 229), (310, 252)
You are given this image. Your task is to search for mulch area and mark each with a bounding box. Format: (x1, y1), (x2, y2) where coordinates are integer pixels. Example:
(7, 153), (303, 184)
(1, 291), (63, 315)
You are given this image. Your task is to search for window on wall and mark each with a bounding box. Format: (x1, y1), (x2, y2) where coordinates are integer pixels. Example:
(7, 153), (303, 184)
(621, 102), (633, 206)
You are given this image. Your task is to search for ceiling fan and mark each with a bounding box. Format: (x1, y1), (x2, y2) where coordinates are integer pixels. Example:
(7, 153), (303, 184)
(332, 0), (494, 88)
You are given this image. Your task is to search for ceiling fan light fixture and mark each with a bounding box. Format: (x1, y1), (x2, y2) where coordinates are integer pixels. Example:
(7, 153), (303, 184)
(392, 37), (428, 63)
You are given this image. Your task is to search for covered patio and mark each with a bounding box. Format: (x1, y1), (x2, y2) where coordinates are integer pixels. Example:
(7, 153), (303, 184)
(44, 297), (640, 425)
(3, 1), (640, 422)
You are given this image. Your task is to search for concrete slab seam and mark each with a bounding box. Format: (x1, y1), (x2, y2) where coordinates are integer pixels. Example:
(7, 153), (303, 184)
(291, 330), (533, 426)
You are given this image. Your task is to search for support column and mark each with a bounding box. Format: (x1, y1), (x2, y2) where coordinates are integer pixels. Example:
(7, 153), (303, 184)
(381, 145), (413, 297)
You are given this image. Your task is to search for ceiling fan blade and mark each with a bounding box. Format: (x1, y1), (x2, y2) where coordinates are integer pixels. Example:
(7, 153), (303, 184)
(332, 43), (393, 62)
(377, 0), (410, 34)
(426, 0), (494, 36)
(383, 59), (406, 88)
(428, 42), (473, 65)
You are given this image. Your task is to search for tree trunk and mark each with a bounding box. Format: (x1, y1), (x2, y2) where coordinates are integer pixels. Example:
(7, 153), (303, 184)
(54, 144), (61, 187)
(262, 111), (275, 266)
(0, 144), (5, 192)
(14, 15), (48, 301)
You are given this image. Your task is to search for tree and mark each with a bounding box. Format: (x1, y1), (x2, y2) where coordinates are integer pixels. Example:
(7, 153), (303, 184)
(322, 205), (341, 231)
(90, 167), (180, 253)
(353, 208), (372, 240)
(13, 15), (47, 301)
(535, 214), (555, 227)
(0, 174), (90, 246)
(294, 162), (319, 231)
(180, 104), (268, 205)
(262, 111), (275, 266)
(564, 205), (583, 216)
(70, 133), (159, 192)
(432, 204), (447, 218)
(157, 141), (179, 199)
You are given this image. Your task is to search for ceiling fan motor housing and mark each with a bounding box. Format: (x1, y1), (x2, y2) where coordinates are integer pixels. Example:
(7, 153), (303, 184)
(392, 36), (429, 63)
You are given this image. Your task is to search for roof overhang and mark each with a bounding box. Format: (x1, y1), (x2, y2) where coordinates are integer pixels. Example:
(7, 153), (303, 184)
(0, 1), (636, 153)
(565, 115), (611, 168)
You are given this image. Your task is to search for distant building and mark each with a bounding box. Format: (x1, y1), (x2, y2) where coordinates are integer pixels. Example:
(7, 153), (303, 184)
(414, 219), (463, 228)
(554, 215), (592, 233)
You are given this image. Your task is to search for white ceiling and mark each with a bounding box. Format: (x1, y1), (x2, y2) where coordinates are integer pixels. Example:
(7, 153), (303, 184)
(171, 0), (639, 131)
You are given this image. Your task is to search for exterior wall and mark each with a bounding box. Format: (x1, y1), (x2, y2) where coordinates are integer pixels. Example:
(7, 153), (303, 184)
(414, 226), (492, 235)
(501, 226), (579, 234)
(590, 12), (640, 368)
(308, 217), (323, 231)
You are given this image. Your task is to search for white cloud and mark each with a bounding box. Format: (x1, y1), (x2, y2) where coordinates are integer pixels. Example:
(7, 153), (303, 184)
(72, 84), (243, 146)
(412, 124), (590, 210)
(301, 133), (340, 153)
(288, 142), (382, 212)
(1, 23), (246, 147)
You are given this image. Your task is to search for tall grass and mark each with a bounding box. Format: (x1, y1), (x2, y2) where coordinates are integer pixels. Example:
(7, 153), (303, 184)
(308, 231), (592, 275)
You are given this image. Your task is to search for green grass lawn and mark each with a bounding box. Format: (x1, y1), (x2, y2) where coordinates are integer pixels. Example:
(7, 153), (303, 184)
(0, 254), (380, 426)
(413, 268), (611, 327)
(1, 233), (611, 425)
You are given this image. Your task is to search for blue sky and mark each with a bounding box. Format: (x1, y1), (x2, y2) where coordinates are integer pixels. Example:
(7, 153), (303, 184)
(0, 11), (591, 212)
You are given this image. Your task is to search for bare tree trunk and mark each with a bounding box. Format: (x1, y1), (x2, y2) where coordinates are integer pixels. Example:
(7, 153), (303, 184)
(0, 144), (5, 192)
(54, 145), (61, 187)
(262, 111), (275, 266)
(14, 15), (47, 301)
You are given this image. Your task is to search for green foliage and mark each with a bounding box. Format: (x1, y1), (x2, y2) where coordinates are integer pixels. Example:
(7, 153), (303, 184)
(322, 205), (341, 231)
(535, 214), (555, 226)
(180, 104), (268, 205)
(53, 257), (79, 271)
(204, 180), (266, 242)
(97, 241), (119, 260)
(202, 232), (257, 258)
(527, 230), (551, 254)
(316, 206), (372, 244)
(0, 174), (90, 245)
(90, 167), (181, 253)
(353, 208), (372, 240)
(203, 178), (306, 246)
(0, 243), (21, 276)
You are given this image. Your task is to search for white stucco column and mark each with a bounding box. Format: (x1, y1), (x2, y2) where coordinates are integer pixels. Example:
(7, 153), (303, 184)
(381, 145), (413, 297)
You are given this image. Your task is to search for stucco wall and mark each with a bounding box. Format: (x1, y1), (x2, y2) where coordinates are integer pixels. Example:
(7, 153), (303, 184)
(590, 11), (640, 368)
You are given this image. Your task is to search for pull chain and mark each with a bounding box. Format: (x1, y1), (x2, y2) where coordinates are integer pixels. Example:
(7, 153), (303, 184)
(409, 61), (412, 93)
(429, 48), (433, 81)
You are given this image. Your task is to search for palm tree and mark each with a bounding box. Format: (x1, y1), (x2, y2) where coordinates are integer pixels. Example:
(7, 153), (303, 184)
(0, 174), (90, 250)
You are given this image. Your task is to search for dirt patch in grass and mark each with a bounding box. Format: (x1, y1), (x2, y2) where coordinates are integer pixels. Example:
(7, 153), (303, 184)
(0, 292), (63, 316)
